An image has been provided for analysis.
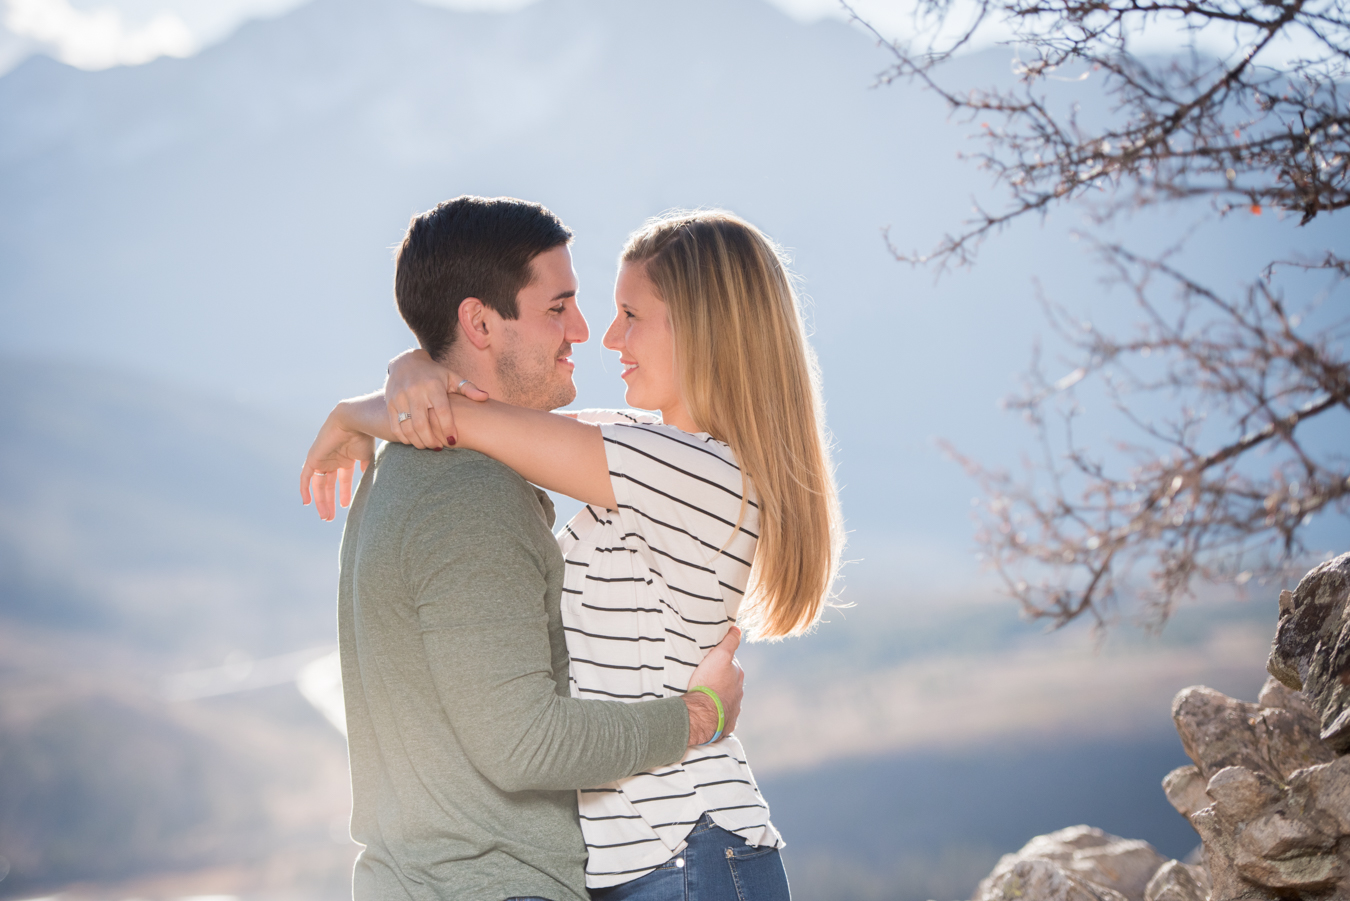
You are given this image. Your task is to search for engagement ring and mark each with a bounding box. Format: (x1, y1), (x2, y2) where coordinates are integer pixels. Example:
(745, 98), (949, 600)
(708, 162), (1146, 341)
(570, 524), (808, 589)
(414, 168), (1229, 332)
(398, 412), (413, 422)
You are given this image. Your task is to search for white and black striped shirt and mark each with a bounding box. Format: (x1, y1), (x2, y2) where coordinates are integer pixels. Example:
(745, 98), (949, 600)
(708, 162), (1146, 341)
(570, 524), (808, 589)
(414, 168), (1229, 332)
(558, 410), (782, 889)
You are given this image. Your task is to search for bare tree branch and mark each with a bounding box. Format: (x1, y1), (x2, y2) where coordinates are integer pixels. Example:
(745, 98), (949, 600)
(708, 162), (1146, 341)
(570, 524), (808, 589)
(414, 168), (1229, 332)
(941, 248), (1349, 628)
(856, 0), (1348, 628)
(849, 0), (1350, 270)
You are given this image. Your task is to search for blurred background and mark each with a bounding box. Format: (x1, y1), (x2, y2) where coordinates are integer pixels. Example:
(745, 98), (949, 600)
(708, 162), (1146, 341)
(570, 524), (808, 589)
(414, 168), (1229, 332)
(0, 0), (1343, 899)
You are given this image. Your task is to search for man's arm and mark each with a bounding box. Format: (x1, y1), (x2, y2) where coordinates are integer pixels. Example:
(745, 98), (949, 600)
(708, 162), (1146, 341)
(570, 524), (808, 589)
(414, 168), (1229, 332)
(407, 461), (740, 793)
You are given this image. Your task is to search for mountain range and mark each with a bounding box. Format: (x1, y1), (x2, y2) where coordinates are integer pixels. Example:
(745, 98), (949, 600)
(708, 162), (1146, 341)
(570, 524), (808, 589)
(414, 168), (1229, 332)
(0, 0), (1338, 898)
(2, 0), (1334, 577)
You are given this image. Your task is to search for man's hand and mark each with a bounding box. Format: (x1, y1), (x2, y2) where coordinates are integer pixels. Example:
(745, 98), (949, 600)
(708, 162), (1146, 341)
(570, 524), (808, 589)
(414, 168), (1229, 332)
(683, 627), (744, 746)
(300, 407), (376, 521)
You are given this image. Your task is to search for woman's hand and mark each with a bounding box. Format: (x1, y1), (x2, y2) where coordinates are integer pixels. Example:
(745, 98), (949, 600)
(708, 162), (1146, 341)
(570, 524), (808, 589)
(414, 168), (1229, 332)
(385, 348), (489, 449)
(300, 406), (377, 521)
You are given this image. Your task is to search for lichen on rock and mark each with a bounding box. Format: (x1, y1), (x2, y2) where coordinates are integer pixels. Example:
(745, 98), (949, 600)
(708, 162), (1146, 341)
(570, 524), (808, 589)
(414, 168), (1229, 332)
(1267, 552), (1350, 753)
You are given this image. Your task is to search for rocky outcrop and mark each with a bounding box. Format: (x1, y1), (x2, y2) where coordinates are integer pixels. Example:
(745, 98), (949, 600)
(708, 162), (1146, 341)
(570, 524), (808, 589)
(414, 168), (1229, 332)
(972, 826), (1170, 901)
(1267, 553), (1350, 754)
(1144, 860), (1211, 901)
(970, 555), (1350, 901)
(1165, 677), (1349, 899)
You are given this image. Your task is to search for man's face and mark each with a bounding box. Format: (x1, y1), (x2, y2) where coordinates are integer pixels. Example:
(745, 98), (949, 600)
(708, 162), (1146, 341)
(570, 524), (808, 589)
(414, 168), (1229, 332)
(494, 244), (588, 411)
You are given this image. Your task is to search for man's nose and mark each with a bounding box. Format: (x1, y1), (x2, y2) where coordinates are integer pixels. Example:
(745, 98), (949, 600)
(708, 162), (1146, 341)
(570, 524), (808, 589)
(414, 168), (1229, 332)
(565, 305), (590, 344)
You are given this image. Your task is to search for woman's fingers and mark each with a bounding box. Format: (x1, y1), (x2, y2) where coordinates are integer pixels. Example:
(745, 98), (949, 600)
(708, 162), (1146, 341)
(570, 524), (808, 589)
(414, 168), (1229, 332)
(315, 470), (337, 521)
(300, 462), (315, 506)
(425, 406), (452, 449)
(387, 398), (408, 446)
(338, 462), (354, 509)
(456, 379), (489, 402)
(394, 390), (429, 449)
(429, 386), (457, 446)
(302, 460), (337, 518)
(408, 391), (442, 449)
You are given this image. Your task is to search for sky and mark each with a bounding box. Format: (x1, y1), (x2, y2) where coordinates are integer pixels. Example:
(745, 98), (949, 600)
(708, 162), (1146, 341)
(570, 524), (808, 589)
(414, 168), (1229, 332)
(2, 0), (1322, 76)
(0, 0), (911, 73)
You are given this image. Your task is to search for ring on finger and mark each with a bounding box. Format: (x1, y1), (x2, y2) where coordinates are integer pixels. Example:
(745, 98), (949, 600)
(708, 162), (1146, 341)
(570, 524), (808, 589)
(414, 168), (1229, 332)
(398, 411), (413, 423)
(456, 379), (471, 391)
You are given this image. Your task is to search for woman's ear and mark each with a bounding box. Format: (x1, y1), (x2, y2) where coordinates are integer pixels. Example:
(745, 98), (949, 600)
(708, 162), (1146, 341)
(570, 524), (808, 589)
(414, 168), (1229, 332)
(457, 298), (494, 351)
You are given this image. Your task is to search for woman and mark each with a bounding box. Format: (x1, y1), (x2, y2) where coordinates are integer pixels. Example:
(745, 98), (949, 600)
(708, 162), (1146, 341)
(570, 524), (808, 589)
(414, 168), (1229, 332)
(306, 210), (842, 900)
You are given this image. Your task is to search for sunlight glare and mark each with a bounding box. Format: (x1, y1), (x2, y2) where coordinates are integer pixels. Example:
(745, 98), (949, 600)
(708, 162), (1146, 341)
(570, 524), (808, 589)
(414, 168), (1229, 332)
(4, 0), (195, 70)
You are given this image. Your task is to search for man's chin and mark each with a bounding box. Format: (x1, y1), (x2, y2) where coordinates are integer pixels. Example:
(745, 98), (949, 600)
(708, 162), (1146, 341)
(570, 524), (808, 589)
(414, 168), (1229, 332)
(549, 381), (578, 412)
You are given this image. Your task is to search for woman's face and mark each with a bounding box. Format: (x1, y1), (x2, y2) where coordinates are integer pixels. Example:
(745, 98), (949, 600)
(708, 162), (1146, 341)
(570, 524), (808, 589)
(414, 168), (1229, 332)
(603, 261), (695, 431)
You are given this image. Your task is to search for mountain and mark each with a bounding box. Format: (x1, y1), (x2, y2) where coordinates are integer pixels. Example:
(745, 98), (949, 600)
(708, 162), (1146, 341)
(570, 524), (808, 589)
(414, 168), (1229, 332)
(0, 357), (337, 659)
(0, 0), (1330, 581)
(0, 1), (1334, 898)
(0, 358), (352, 897)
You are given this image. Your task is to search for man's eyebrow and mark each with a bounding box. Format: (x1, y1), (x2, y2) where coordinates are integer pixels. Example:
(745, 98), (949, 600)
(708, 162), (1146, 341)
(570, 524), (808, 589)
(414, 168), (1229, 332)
(551, 290), (577, 302)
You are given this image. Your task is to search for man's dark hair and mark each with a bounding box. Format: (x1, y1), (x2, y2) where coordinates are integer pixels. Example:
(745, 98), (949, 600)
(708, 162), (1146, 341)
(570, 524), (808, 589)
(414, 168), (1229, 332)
(394, 196), (573, 360)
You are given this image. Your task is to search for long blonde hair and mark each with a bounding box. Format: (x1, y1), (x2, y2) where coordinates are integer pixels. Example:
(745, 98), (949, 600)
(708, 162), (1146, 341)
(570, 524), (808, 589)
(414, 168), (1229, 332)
(621, 210), (844, 640)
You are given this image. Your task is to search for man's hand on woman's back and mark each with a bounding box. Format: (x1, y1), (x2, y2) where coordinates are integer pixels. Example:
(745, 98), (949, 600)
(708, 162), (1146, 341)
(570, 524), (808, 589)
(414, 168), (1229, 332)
(684, 627), (744, 746)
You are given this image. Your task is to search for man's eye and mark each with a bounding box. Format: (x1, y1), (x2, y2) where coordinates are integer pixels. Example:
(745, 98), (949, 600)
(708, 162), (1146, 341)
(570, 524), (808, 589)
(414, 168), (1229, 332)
(551, 305), (565, 313)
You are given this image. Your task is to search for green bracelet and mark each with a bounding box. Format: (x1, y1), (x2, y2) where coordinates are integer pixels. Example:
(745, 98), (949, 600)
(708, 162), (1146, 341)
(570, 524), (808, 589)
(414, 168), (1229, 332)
(688, 685), (725, 744)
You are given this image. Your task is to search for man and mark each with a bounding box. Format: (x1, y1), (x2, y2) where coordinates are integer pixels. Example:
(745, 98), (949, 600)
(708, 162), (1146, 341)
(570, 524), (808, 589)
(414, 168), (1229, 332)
(301, 196), (742, 901)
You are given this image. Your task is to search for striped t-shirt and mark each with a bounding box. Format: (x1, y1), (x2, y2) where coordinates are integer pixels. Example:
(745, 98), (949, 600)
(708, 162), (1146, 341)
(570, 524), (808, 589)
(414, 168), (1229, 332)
(557, 410), (783, 889)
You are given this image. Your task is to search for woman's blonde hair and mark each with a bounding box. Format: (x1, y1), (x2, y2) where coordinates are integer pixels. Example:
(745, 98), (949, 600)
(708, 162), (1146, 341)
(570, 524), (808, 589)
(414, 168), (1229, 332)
(621, 210), (843, 640)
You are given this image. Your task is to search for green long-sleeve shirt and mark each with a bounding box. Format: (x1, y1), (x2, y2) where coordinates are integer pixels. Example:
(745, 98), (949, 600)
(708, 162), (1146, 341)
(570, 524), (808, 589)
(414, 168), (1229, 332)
(338, 443), (689, 901)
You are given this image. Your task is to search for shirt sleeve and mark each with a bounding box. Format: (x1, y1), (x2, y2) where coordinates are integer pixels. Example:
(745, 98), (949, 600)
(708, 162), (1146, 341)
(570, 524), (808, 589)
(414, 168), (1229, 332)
(403, 458), (688, 792)
(571, 408), (662, 426)
(598, 423), (759, 638)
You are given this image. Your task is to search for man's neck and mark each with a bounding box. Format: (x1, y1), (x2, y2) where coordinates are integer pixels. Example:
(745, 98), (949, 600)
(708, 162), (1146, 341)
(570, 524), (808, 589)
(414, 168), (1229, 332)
(440, 349), (503, 400)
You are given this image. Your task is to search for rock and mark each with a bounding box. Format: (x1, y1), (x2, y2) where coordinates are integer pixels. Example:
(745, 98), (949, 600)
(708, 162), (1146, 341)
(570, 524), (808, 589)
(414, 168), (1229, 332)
(1143, 860), (1210, 901)
(1162, 765), (1210, 819)
(1267, 552), (1350, 753)
(1172, 685), (1334, 784)
(973, 857), (1130, 901)
(972, 826), (1168, 901)
(1288, 755), (1350, 838)
(970, 560), (1350, 901)
(1256, 674), (1316, 718)
(1232, 841), (1342, 892)
(1168, 673), (1350, 900)
(1237, 809), (1336, 860)
(1205, 766), (1282, 820)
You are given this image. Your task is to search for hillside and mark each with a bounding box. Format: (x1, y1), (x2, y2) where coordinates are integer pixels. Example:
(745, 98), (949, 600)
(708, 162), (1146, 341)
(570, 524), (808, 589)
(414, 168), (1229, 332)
(0, 356), (1278, 900)
(0, 358), (336, 658)
(0, 358), (351, 897)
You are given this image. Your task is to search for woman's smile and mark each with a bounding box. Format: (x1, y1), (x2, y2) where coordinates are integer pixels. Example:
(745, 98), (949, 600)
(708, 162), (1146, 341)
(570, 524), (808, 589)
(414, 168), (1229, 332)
(603, 261), (690, 428)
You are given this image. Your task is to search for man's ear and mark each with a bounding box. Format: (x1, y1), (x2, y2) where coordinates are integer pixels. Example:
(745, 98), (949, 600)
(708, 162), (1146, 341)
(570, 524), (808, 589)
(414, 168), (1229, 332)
(457, 298), (495, 351)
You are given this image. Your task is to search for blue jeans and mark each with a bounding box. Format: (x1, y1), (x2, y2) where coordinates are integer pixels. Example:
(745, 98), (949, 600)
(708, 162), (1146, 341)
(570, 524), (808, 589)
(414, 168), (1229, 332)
(589, 814), (791, 901)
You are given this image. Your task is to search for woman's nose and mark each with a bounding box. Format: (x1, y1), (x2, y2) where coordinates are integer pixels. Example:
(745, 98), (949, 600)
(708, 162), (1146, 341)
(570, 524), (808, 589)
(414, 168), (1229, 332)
(602, 317), (623, 350)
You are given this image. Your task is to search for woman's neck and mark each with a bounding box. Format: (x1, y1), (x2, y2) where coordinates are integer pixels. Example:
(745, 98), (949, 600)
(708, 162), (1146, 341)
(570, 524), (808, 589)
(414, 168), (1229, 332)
(660, 402), (699, 433)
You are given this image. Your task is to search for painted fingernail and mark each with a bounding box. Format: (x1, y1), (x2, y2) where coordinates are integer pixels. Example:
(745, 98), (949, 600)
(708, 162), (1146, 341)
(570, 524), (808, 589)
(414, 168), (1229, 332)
(446, 436), (456, 446)
(432, 447), (442, 452)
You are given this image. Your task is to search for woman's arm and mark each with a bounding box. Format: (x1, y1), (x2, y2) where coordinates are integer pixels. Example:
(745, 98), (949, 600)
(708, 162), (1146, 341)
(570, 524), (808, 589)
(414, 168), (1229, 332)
(333, 391), (618, 510)
(299, 398), (378, 521)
